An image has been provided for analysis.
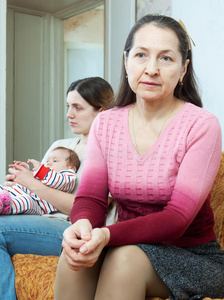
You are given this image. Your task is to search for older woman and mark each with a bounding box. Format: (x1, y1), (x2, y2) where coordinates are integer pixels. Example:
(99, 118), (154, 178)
(0, 77), (114, 300)
(54, 15), (224, 300)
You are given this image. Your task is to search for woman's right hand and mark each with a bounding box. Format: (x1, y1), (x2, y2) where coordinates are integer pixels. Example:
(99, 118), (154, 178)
(62, 219), (110, 271)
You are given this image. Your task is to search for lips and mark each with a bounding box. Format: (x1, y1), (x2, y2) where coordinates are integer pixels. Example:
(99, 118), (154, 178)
(141, 81), (160, 86)
(69, 122), (77, 126)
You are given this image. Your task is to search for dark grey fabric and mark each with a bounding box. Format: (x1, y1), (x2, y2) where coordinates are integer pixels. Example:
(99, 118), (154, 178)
(136, 240), (224, 300)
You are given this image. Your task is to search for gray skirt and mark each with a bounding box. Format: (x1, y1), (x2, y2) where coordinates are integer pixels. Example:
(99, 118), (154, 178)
(136, 239), (224, 300)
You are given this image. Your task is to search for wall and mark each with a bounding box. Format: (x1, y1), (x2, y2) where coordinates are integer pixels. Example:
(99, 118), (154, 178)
(172, 0), (224, 145)
(6, 9), (64, 167)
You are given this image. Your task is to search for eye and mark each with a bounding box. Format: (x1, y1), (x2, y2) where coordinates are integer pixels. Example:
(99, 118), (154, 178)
(161, 55), (172, 62)
(136, 53), (145, 58)
(75, 105), (82, 111)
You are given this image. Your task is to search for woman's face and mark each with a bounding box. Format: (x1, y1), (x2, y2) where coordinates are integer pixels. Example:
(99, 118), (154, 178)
(66, 90), (100, 136)
(124, 24), (189, 103)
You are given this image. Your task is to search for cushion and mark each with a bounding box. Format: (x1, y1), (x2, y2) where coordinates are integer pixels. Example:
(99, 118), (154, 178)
(12, 254), (57, 300)
(210, 152), (224, 249)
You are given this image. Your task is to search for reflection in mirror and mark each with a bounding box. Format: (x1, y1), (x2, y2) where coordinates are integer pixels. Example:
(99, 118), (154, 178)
(63, 5), (104, 139)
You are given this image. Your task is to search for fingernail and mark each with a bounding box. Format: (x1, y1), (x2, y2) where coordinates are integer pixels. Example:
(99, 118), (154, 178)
(80, 246), (87, 254)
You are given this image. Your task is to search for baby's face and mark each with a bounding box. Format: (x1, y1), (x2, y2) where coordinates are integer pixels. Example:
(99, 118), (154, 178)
(45, 149), (70, 172)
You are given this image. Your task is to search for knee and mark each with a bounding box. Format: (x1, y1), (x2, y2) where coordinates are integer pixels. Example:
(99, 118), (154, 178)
(102, 245), (150, 276)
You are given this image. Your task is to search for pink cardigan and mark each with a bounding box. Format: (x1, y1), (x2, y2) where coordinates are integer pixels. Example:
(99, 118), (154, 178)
(71, 102), (222, 247)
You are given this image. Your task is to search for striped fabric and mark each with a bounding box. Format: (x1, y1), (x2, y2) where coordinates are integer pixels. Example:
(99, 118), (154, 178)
(0, 165), (76, 215)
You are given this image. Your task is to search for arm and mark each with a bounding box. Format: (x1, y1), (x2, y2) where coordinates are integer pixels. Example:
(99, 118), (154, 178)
(8, 164), (75, 215)
(34, 165), (76, 193)
(71, 115), (109, 227)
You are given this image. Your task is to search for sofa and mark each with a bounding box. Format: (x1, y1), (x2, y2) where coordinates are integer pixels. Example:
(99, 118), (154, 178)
(12, 152), (224, 300)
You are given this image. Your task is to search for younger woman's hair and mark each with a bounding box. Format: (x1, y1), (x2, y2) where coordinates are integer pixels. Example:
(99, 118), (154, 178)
(53, 147), (80, 171)
(67, 77), (115, 110)
(116, 14), (202, 108)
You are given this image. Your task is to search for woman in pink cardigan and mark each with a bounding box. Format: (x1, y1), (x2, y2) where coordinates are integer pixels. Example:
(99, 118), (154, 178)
(55, 14), (224, 300)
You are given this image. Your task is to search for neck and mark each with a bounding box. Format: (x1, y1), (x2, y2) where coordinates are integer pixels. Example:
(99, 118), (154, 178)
(79, 133), (89, 146)
(73, 133), (89, 161)
(134, 96), (178, 120)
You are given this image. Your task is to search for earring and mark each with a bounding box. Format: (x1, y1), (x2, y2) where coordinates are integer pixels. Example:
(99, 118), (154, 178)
(126, 74), (128, 78)
(179, 79), (183, 86)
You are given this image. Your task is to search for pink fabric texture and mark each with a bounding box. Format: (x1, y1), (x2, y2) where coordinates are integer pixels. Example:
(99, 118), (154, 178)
(0, 190), (11, 214)
(71, 102), (222, 247)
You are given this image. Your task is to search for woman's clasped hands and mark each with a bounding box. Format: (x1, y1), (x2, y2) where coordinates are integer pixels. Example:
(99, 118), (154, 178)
(62, 219), (110, 271)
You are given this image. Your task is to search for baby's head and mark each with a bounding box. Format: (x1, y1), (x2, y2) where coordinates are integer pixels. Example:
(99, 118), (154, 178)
(45, 147), (80, 173)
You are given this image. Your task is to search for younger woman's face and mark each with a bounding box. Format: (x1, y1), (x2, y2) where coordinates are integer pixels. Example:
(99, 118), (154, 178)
(66, 90), (100, 136)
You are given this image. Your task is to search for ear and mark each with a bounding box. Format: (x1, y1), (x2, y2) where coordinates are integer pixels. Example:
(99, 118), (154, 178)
(98, 107), (104, 112)
(69, 166), (77, 173)
(124, 51), (128, 74)
(180, 59), (190, 81)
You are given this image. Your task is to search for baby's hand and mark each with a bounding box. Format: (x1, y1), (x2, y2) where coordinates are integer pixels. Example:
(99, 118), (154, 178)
(27, 159), (41, 171)
(13, 161), (30, 169)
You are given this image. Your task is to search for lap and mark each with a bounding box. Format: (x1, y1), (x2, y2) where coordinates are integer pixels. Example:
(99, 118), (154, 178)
(98, 245), (170, 299)
(0, 215), (70, 256)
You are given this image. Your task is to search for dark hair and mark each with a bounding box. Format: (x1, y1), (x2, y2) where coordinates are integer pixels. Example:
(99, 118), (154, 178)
(116, 14), (202, 108)
(53, 147), (80, 171)
(67, 77), (114, 111)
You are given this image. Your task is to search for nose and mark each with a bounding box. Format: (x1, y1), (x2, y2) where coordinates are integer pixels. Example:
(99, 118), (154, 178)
(66, 106), (74, 119)
(46, 161), (52, 167)
(145, 58), (159, 76)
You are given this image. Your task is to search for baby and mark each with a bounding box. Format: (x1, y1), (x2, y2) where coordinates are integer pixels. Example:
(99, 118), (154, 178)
(0, 147), (80, 215)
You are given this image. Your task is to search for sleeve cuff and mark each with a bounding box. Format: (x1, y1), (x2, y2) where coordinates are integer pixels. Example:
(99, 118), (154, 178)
(34, 164), (50, 180)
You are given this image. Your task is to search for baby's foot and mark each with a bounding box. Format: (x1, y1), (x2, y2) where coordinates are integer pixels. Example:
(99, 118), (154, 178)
(0, 190), (11, 215)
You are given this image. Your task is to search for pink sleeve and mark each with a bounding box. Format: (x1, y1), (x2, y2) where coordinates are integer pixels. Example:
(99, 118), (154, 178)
(70, 116), (109, 227)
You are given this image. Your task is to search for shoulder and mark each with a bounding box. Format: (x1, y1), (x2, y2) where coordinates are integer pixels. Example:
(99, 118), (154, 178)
(99, 105), (129, 118)
(41, 138), (80, 164)
(59, 169), (77, 176)
(182, 103), (221, 144)
(93, 106), (130, 128)
(184, 102), (219, 122)
(179, 102), (221, 133)
(49, 138), (80, 150)
(89, 106), (130, 145)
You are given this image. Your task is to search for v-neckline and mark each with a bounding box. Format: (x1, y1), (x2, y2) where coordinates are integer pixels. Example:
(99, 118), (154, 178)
(125, 102), (187, 161)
